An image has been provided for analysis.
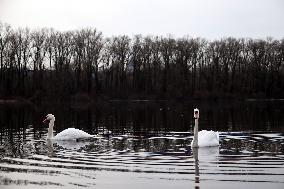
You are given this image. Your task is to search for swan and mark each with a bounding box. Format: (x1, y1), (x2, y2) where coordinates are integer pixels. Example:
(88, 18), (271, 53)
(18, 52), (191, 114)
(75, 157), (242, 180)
(191, 108), (219, 148)
(43, 114), (93, 140)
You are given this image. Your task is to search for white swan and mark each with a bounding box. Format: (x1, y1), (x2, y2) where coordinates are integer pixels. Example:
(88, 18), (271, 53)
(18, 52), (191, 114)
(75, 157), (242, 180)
(191, 108), (219, 148)
(43, 114), (93, 140)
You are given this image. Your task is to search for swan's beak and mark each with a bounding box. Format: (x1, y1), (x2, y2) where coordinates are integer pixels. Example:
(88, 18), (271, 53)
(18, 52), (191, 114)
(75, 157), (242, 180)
(43, 118), (48, 123)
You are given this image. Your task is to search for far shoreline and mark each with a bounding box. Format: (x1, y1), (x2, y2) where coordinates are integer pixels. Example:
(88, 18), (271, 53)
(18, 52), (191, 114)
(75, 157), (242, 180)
(1, 95), (284, 106)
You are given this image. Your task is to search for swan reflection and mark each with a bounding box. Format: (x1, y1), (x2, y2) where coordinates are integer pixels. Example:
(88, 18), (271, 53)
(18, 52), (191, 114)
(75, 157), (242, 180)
(193, 146), (219, 189)
(193, 147), (200, 188)
(54, 140), (91, 150)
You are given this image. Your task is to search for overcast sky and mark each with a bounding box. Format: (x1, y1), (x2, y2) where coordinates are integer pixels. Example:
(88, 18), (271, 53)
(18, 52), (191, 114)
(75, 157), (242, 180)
(0, 0), (283, 39)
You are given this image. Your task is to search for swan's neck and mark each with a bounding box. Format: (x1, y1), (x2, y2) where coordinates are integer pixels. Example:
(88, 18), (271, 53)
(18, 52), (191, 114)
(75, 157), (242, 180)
(192, 118), (199, 148)
(48, 120), (54, 139)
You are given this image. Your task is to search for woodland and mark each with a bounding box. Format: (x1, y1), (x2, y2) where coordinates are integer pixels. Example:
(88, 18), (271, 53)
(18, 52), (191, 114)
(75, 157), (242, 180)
(0, 22), (284, 102)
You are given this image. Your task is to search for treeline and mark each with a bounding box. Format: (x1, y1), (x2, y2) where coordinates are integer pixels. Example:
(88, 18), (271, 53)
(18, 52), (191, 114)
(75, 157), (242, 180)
(0, 22), (284, 101)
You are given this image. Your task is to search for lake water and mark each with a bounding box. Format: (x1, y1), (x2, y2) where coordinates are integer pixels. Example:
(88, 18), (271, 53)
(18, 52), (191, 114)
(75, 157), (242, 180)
(0, 100), (284, 189)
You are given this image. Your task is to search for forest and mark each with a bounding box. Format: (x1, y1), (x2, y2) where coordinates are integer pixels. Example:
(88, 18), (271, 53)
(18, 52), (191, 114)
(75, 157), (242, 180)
(0, 22), (284, 102)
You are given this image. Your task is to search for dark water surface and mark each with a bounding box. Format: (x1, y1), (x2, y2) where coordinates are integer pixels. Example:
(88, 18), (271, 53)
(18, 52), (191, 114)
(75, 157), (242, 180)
(0, 100), (284, 189)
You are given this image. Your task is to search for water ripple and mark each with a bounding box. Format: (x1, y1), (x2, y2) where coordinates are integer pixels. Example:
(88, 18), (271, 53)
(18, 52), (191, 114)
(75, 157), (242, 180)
(0, 131), (283, 189)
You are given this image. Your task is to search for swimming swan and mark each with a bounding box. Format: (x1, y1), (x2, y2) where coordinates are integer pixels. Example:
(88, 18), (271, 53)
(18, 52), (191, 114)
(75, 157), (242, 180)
(191, 109), (219, 148)
(43, 114), (93, 140)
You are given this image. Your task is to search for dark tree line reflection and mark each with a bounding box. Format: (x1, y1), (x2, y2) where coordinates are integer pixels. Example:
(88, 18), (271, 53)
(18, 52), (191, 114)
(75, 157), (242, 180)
(0, 101), (283, 137)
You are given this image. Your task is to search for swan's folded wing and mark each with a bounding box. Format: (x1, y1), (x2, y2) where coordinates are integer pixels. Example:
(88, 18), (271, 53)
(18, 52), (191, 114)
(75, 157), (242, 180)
(198, 130), (219, 147)
(53, 128), (93, 140)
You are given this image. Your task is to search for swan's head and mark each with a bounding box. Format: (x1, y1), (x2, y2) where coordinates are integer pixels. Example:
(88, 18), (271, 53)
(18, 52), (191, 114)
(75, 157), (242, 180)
(43, 114), (55, 123)
(194, 108), (199, 119)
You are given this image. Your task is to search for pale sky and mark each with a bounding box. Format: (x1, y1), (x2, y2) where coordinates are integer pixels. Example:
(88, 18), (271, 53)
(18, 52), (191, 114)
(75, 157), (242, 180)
(0, 0), (283, 39)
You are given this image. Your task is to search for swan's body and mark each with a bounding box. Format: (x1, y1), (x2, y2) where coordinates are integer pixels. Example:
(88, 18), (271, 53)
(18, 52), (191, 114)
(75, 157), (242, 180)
(191, 109), (219, 148)
(44, 114), (93, 141)
(191, 130), (219, 147)
(53, 128), (93, 140)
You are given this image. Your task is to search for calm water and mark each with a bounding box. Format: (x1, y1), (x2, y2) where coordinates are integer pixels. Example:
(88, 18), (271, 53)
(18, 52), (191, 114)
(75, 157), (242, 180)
(0, 100), (284, 189)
